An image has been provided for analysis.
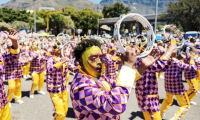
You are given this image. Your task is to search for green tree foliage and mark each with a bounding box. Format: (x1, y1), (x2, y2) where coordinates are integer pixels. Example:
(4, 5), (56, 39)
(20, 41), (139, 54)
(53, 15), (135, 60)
(159, 0), (200, 32)
(64, 6), (103, 34)
(11, 21), (29, 31)
(102, 2), (131, 18)
(0, 22), (11, 31)
(0, 8), (31, 23)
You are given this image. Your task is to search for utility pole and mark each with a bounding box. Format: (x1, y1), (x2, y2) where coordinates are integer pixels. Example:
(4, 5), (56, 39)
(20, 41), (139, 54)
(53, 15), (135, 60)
(34, 0), (36, 33)
(154, 0), (158, 34)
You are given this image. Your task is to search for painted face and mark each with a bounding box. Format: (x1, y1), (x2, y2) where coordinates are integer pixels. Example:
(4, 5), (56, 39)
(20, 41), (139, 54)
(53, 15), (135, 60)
(82, 46), (102, 78)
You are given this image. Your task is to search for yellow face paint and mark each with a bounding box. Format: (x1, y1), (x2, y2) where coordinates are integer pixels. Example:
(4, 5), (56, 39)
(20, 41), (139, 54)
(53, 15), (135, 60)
(82, 46), (102, 78)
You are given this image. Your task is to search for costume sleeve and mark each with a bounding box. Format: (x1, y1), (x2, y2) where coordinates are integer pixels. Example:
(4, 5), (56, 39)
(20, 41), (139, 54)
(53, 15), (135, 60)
(71, 66), (136, 116)
(175, 59), (197, 71)
(47, 57), (62, 73)
(145, 54), (172, 73)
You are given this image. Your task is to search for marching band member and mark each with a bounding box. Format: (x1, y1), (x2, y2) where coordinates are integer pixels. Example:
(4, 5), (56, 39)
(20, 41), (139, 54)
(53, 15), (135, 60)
(134, 40), (176, 120)
(29, 43), (47, 98)
(160, 49), (197, 120)
(70, 39), (160, 120)
(4, 30), (24, 105)
(46, 42), (78, 120)
(0, 28), (19, 119)
(183, 41), (199, 105)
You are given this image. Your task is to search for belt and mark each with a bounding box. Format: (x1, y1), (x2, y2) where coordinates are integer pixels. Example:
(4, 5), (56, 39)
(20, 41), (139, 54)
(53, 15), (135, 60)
(31, 65), (44, 68)
(7, 70), (22, 73)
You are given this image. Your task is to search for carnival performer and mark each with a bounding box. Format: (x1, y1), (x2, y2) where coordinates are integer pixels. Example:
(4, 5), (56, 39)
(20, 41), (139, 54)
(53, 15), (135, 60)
(183, 41), (199, 106)
(70, 39), (161, 120)
(46, 42), (78, 120)
(134, 40), (176, 120)
(0, 28), (19, 119)
(3, 29), (25, 105)
(29, 43), (47, 98)
(160, 49), (197, 120)
(195, 41), (200, 93)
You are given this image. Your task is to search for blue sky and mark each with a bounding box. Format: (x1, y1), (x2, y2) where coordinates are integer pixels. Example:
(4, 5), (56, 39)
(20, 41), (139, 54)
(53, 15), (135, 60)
(0, 0), (101, 5)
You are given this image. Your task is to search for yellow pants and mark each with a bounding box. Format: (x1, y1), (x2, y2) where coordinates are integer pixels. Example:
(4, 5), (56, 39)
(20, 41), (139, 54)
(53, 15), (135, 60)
(196, 70), (200, 89)
(30, 71), (45, 94)
(143, 111), (162, 120)
(22, 62), (30, 76)
(186, 79), (198, 101)
(0, 103), (11, 120)
(50, 90), (68, 120)
(160, 92), (190, 120)
(7, 79), (22, 102)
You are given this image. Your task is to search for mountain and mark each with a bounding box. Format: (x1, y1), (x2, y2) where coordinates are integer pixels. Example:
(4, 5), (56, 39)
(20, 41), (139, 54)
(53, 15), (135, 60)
(100, 0), (180, 15)
(0, 0), (103, 12)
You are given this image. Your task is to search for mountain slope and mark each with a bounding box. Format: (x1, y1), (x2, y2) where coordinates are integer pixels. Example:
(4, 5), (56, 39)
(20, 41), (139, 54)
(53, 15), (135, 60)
(0, 0), (103, 12)
(100, 0), (180, 15)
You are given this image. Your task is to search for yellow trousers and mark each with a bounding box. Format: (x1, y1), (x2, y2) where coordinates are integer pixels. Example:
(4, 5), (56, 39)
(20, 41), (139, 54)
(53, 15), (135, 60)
(196, 70), (200, 89)
(7, 79), (22, 102)
(30, 71), (45, 94)
(0, 103), (11, 120)
(22, 62), (30, 76)
(50, 90), (68, 120)
(160, 92), (190, 120)
(143, 111), (162, 120)
(186, 79), (198, 101)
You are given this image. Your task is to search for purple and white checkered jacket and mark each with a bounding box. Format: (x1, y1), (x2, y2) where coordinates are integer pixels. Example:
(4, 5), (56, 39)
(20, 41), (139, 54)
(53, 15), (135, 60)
(101, 54), (117, 79)
(46, 56), (78, 93)
(3, 49), (22, 80)
(134, 55), (172, 112)
(0, 55), (8, 109)
(70, 71), (131, 120)
(165, 58), (197, 95)
(29, 50), (48, 73)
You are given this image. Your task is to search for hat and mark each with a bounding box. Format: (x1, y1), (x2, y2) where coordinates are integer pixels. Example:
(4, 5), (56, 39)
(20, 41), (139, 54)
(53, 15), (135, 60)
(7, 39), (12, 47)
(196, 42), (200, 49)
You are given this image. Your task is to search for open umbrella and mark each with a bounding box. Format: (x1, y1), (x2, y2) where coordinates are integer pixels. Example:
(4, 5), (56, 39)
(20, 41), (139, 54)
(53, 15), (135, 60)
(156, 35), (162, 40)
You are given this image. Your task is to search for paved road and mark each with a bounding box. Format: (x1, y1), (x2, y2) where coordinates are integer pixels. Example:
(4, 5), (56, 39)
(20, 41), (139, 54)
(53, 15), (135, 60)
(3, 73), (200, 120)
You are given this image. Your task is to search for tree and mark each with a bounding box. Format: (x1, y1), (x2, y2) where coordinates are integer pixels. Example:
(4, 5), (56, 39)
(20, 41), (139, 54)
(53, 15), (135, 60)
(0, 22), (11, 31)
(102, 2), (131, 18)
(64, 6), (103, 34)
(11, 21), (29, 31)
(159, 0), (200, 32)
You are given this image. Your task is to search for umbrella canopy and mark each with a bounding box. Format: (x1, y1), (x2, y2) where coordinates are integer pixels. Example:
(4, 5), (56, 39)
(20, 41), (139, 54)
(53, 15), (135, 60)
(156, 35), (162, 40)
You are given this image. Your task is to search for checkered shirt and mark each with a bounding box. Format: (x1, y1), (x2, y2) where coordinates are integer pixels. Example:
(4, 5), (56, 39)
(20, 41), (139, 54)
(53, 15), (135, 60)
(70, 72), (132, 120)
(101, 54), (117, 79)
(165, 59), (197, 95)
(29, 50), (47, 73)
(195, 58), (200, 70)
(3, 51), (22, 80)
(46, 57), (78, 93)
(134, 56), (172, 112)
(182, 58), (198, 80)
(158, 46), (165, 56)
(0, 55), (8, 109)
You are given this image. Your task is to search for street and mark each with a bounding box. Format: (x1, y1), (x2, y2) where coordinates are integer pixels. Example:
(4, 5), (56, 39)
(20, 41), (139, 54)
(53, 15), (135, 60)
(3, 73), (200, 120)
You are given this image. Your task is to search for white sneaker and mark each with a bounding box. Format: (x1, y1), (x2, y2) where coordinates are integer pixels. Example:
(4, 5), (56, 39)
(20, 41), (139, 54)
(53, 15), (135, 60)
(15, 99), (24, 104)
(159, 75), (164, 79)
(27, 75), (31, 78)
(198, 91), (200, 93)
(169, 118), (175, 120)
(30, 93), (34, 98)
(190, 101), (197, 105)
(23, 76), (27, 79)
(132, 85), (135, 89)
(9, 103), (11, 107)
(37, 90), (46, 95)
(161, 113), (165, 118)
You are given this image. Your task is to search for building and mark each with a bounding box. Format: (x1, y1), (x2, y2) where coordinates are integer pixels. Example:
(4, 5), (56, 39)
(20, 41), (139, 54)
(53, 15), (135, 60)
(38, 7), (55, 11)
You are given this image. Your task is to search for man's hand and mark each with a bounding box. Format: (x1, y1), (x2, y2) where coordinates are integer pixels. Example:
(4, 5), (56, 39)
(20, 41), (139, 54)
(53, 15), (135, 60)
(137, 48), (160, 75)
(166, 40), (177, 57)
(61, 57), (69, 64)
(7, 28), (18, 41)
(181, 52), (186, 60)
(7, 28), (19, 49)
(121, 47), (137, 68)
